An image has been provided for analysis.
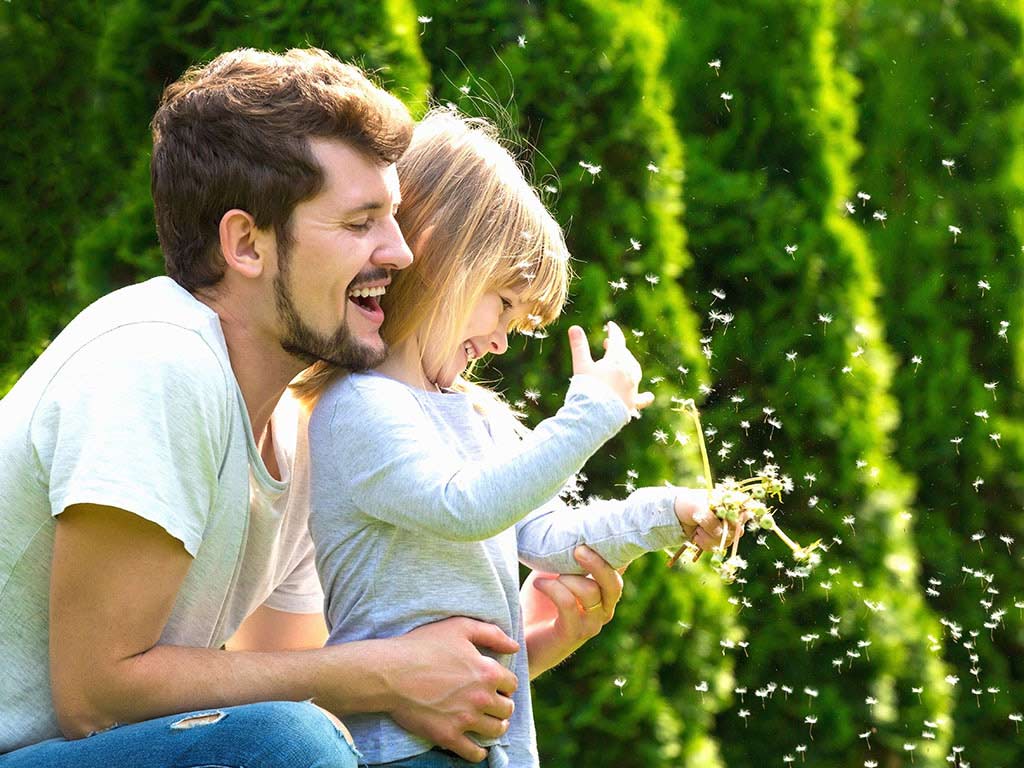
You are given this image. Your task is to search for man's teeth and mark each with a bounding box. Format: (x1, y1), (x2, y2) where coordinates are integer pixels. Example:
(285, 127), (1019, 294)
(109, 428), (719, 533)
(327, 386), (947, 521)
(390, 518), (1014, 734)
(348, 285), (386, 298)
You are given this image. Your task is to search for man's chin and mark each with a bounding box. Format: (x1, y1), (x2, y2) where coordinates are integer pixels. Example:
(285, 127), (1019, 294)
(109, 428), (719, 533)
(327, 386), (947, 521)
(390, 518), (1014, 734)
(281, 335), (386, 372)
(325, 338), (388, 372)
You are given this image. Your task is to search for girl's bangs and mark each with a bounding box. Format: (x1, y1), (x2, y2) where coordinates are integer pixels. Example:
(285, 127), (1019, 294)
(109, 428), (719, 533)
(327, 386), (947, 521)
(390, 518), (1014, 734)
(500, 240), (570, 332)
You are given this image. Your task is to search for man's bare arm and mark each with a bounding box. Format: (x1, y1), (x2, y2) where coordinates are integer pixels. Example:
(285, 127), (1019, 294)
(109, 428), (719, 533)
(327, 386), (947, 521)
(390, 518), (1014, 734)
(50, 504), (518, 761)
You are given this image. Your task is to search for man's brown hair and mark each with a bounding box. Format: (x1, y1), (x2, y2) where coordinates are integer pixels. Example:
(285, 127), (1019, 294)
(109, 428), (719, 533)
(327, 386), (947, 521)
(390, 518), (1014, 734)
(151, 47), (414, 291)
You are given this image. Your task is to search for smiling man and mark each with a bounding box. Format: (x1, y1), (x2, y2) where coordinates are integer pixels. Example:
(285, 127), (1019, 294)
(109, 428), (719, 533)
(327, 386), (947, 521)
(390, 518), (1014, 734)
(0, 47), (626, 768)
(0, 47), (623, 768)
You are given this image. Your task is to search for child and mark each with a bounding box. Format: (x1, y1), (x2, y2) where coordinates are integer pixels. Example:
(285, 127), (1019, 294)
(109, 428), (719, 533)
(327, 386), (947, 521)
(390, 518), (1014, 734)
(290, 109), (728, 768)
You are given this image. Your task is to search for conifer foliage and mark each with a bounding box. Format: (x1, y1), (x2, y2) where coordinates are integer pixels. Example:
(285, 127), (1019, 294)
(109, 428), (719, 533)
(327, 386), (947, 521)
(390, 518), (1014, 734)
(839, 1), (1024, 763)
(665, 0), (953, 764)
(0, 3), (105, 391)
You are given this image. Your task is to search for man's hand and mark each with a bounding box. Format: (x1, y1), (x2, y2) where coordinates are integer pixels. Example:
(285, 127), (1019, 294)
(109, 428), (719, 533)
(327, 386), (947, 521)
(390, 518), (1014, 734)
(568, 323), (654, 413)
(384, 618), (519, 763)
(522, 546), (625, 679)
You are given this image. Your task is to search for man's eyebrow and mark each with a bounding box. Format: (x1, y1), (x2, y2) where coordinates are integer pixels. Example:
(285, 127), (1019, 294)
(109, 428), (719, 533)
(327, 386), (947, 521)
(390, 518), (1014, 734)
(343, 200), (389, 215)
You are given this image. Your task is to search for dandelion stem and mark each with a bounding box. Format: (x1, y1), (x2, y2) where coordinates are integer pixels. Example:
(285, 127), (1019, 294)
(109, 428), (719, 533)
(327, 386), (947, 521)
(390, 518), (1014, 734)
(769, 520), (801, 553)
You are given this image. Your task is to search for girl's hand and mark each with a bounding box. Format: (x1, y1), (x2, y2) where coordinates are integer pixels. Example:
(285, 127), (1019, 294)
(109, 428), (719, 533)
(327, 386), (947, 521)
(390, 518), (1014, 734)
(568, 323), (654, 413)
(674, 488), (746, 552)
(521, 546), (625, 679)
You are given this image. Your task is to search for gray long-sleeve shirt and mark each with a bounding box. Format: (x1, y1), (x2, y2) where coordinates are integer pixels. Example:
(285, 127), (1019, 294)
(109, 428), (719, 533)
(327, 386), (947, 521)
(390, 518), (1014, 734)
(304, 371), (684, 767)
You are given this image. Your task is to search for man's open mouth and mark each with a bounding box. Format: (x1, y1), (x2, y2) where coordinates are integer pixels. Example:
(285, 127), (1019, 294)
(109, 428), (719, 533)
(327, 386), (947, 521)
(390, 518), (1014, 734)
(347, 284), (386, 314)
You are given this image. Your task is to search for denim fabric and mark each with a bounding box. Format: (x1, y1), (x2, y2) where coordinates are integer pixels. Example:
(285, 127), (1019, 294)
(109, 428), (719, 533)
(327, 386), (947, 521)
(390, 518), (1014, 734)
(0, 701), (359, 768)
(368, 748), (487, 768)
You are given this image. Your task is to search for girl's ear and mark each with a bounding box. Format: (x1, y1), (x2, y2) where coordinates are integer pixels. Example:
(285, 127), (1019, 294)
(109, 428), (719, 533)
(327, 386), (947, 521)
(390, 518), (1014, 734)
(410, 225), (436, 258)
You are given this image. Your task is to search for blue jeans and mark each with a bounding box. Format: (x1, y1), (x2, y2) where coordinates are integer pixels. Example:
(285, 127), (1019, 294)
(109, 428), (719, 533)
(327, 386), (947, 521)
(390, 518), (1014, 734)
(0, 701), (359, 768)
(369, 748), (487, 768)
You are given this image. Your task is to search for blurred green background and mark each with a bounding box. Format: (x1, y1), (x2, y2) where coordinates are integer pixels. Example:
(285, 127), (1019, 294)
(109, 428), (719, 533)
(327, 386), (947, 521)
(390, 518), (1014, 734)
(2, 1), (1022, 766)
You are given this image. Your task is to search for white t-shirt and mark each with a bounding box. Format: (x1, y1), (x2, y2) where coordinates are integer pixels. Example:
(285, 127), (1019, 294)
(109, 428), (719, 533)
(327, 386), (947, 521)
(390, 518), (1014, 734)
(0, 277), (321, 754)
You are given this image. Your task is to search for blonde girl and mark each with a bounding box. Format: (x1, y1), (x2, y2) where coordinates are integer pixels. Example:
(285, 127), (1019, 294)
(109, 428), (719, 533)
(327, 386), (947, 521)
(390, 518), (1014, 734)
(290, 109), (726, 768)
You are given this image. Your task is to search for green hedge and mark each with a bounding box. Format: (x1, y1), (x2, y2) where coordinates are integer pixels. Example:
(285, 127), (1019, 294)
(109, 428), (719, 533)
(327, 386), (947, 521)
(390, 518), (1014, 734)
(666, 0), (952, 764)
(839, 1), (1024, 764)
(0, 2), (105, 393)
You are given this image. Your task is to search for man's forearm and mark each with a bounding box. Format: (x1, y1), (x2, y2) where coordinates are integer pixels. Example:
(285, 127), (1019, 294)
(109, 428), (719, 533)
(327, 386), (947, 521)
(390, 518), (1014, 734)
(62, 638), (397, 738)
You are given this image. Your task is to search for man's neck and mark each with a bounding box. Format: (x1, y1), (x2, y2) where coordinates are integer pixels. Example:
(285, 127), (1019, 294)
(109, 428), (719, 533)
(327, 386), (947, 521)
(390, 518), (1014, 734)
(195, 291), (304, 444)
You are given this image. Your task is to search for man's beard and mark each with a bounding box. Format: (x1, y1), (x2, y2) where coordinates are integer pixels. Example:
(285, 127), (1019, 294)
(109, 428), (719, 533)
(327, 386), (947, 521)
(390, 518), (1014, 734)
(273, 245), (387, 372)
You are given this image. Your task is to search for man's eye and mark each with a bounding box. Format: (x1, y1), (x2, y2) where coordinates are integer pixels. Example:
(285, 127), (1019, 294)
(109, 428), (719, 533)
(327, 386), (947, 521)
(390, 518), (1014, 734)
(347, 220), (371, 232)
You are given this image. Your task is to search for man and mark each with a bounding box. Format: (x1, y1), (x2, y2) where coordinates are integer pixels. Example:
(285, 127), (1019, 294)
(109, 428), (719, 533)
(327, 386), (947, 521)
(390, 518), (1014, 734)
(0, 48), (624, 767)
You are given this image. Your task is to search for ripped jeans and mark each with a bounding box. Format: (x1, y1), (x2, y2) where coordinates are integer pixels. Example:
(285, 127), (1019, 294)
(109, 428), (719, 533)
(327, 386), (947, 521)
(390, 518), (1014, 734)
(0, 701), (359, 768)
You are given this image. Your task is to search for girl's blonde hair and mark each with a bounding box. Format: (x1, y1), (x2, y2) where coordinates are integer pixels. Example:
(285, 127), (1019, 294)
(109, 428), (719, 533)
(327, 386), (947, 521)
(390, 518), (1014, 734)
(293, 107), (572, 405)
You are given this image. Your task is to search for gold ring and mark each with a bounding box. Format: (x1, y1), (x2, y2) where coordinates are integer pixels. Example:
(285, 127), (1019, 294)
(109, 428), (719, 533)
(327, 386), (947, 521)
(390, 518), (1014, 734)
(585, 602), (602, 612)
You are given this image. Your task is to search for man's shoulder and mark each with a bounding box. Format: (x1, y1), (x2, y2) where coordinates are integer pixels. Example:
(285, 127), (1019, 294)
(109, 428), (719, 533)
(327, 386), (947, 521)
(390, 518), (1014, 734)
(50, 278), (230, 387)
(76, 276), (223, 341)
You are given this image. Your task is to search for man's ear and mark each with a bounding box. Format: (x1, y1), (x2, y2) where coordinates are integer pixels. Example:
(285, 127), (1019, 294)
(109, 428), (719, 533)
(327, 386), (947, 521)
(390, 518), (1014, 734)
(218, 209), (270, 279)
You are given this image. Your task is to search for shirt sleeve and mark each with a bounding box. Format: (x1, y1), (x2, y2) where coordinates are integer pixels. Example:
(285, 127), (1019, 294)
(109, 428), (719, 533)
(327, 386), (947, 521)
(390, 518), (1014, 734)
(515, 485), (685, 573)
(30, 323), (232, 556)
(310, 374), (631, 542)
(262, 537), (324, 614)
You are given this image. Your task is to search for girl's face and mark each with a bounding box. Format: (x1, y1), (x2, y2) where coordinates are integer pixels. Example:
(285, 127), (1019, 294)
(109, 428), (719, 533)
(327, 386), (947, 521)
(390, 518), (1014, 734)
(425, 288), (525, 389)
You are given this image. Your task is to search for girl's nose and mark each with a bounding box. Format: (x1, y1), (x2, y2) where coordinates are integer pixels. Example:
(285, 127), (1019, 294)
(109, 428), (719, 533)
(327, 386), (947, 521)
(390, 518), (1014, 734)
(489, 329), (508, 355)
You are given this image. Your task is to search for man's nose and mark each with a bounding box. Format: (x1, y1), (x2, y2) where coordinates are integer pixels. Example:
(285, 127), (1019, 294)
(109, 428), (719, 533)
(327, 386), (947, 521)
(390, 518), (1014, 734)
(373, 216), (414, 270)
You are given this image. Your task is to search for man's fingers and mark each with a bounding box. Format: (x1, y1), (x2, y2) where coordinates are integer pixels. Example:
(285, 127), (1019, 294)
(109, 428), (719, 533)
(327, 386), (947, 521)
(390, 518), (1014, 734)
(574, 546), (623, 604)
(635, 391), (655, 410)
(491, 662), (518, 697)
(444, 735), (490, 763)
(568, 325), (594, 374)
(462, 618), (520, 658)
(473, 714), (513, 742)
(531, 576), (585, 627)
(482, 693), (515, 721)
